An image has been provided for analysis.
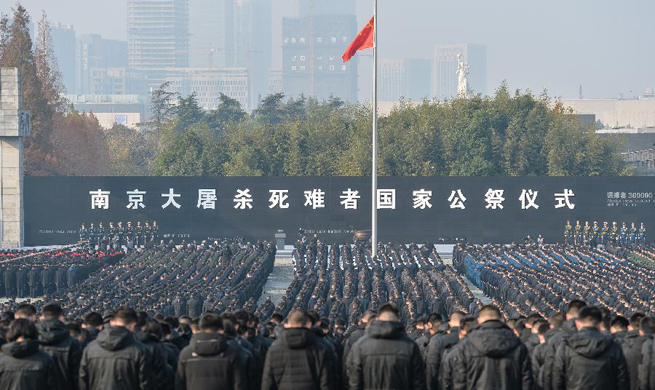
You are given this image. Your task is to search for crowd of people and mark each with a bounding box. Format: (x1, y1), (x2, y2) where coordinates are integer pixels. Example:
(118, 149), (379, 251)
(0, 248), (122, 299)
(0, 234), (651, 389)
(79, 220), (160, 250)
(275, 239), (482, 329)
(563, 220), (646, 247)
(454, 243), (655, 319)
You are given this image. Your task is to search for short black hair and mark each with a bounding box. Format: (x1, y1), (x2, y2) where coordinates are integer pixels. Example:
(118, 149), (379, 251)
(16, 304), (36, 318)
(378, 303), (399, 317)
(114, 307), (137, 325)
(7, 319), (38, 341)
(143, 318), (164, 339)
(549, 313), (565, 328)
(610, 316), (629, 330)
(287, 310), (309, 327)
(460, 317), (476, 332)
(567, 300), (587, 315)
(537, 323), (550, 335)
(84, 312), (104, 327)
(640, 317), (655, 334)
(199, 313), (223, 332)
(629, 313), (646, 329)
(479, 305), (502, 320)
(42, 303), (63, 319)
(578, 306), (602, 325)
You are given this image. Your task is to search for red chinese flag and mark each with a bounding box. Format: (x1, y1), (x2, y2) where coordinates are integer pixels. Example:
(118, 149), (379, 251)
(342, 16), (374, 62)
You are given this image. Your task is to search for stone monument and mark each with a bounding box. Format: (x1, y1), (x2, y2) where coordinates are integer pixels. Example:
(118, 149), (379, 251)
(456, 54), (470, 98)
(0, 68), (31, 248)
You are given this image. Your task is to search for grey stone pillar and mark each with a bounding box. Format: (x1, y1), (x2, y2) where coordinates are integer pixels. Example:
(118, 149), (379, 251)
(0, 68), (31, 248)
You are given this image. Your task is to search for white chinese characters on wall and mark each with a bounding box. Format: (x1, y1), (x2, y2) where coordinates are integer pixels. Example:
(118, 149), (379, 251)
(90, 188), (577, 211)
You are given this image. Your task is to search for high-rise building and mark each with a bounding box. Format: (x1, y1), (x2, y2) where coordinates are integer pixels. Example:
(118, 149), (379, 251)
(77, 34), (128, 95)
(269, 69), (283, 95)
(127, 0), (190, 90)
(189, 0), (229, 68)
(225, 0), (271, 107)
(432, 43), (487, 100)
(296, 0), (356, 16)
(379, 58), (431, 101)
(50, 23), (77, 94)
(282, 13), (358, 102)
(165, 68), (250, 110)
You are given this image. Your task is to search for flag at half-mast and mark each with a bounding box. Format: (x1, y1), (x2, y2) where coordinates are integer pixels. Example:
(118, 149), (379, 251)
(342, 16), (374, 62)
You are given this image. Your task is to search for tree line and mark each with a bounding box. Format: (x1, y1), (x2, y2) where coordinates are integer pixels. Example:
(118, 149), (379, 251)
(1, 5), (627, 177)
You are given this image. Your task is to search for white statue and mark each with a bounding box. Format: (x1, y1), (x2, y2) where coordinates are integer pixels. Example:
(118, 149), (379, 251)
(456, 54), (470, 98)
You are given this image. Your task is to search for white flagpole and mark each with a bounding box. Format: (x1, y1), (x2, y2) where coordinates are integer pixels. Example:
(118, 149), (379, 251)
(371, 0), (378, 259)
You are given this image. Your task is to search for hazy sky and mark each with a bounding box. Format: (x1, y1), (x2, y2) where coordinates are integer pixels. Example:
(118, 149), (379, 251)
(6, 0), (655, 99)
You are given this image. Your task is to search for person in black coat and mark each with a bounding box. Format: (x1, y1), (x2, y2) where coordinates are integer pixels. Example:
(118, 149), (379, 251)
(426, 311), (464, 390)
(37, 303), (83, 390)
(637, 316), (655, 390)
(262, 309), (334, 390)
(0, 318), (57, 390)
(137, 317), (173, 390)
(553, 306), (629, 390)
(175, 313), (246, 390)
(347, 303), (425, 390)
(79, 307), (153, 390)
(450, 305), (532, 390)
(620, 313), (647, 390)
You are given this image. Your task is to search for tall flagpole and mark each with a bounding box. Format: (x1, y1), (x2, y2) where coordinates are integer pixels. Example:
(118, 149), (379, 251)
(371, 0), (378, 259)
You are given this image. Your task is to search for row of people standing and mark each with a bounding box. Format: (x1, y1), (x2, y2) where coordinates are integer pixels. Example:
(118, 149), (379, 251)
(79, 221), (159, 251)
(564, 220), (646, 247)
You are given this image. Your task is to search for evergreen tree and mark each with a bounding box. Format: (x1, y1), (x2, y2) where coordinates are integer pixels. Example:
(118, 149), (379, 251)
(0, 5), (55, 175)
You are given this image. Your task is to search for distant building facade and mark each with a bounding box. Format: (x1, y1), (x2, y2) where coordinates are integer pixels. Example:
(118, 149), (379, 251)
(379, 58), (431, 101)
(268, 69), (283, 95)
(560, 98), (655, 129)
(282, 13), (358, 102)
(50, 23), (77, 94)
(432, 43), (487, 100)
(189, 0), (229, 68)
(165, 68), (250, 110)
(76, 34), (128, 95)
(66, 94), (145, 129)
(127, 0), (190, 90)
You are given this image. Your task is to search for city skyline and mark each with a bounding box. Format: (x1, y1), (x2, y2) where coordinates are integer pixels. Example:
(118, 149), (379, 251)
(5, 0), (655, 101)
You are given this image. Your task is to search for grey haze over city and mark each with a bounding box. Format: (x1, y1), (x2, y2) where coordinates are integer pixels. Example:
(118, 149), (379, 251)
(6, 0), (655, 101)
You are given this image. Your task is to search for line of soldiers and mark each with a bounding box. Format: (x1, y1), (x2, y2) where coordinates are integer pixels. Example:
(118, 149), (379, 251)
(0, 249), (123, 298)
(79, 220), (159, 251)
(564, 220), (646, 247)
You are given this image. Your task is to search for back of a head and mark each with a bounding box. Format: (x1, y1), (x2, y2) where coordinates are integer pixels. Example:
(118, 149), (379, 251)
(478, 305), (502, 324)
(286, 310), (309, 328)
(377, 303), (399, 322)
(549, 313), (565, 328)
(15, 304), (36, 320)
(640, 316), (655, 335)
(449, 311), (465, 327)
(270, 313), (284, 325)
(567, 300), (587, 318)
(84, 312), (104, 328)
(41, 302), (63, 320)
(537, 323), (550, 336)
(143, 318), (164, 339)
(199, 313), (223, 332)
(629, 313), (646, 330)
(114, 307), (138, 326)
(7, 318), (38, 342)
(460, 317), (476, 333)
(577, 306), (602, 328)
(610, 316), (629, 332)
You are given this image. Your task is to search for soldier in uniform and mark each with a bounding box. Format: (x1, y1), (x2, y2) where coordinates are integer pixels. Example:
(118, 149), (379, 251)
(583, 221), (591, 246)
(16, 267), (27, 298)
(574, 220), (583, 246)
(96, 222), (105, 249)
(639, 222), (646, 245)
(592, 221), (600, 248)
(126, 221), (134, 251)
(116, 222), (125, 249)
(610, 221), (619, 245)
(88, 223), (96, 250)
(79, 224), (88, 244)
(619, 222), (628, 246)
(135, 221), (143, 248)
(600, 221), (609, 246)
(629, 222), (638, 246)
(564, 220), (573, 245)
(143, 221), (152, 248)
(42, 267), (54, 295)
(4, 267), (16, 297)
(55, 267), (67, 292)
(152, 221), (159, 244)
(27, 267), (41, 297)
